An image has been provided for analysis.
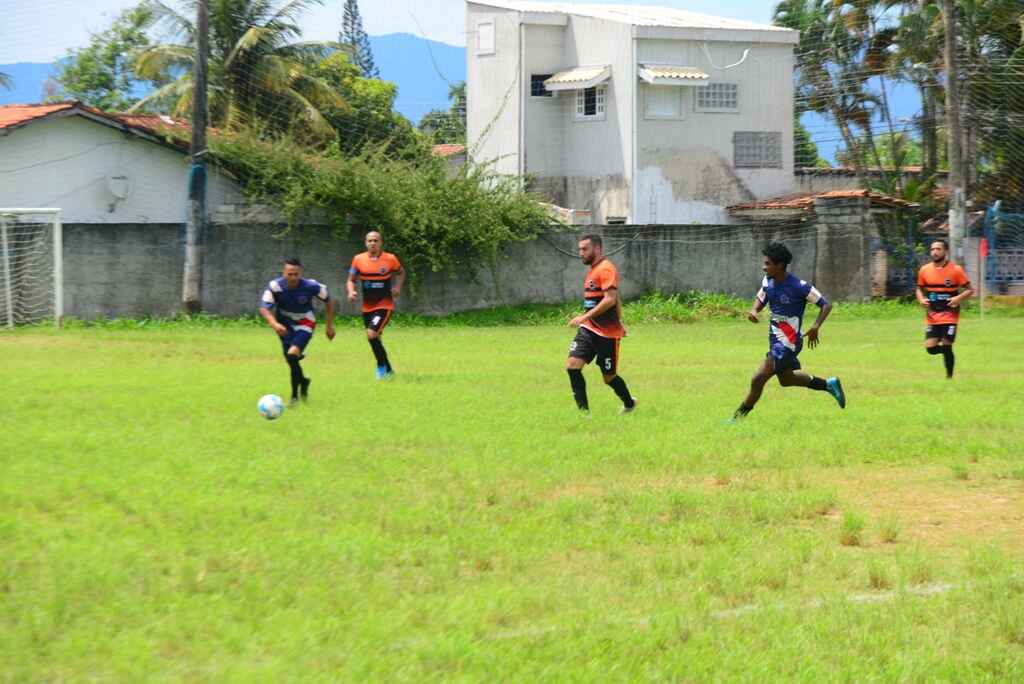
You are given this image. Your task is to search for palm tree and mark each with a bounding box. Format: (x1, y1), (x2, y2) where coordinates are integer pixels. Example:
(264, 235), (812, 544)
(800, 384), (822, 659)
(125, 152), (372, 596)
(0, 72), (12, 90)
(130, 0), (343, 138)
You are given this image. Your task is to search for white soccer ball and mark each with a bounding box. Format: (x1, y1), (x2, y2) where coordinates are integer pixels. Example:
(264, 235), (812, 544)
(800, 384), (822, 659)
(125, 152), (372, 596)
(257, 394), (285, 420)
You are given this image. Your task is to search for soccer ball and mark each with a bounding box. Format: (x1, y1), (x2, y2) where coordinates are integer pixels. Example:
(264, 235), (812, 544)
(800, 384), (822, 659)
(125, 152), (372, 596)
(257, 394), (285, 420)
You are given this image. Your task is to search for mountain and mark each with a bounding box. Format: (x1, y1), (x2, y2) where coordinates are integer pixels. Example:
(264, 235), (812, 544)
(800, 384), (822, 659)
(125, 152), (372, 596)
(0, 63), (60, 105)
(369, 33), (465, 123)
(1, 33), (465, 123)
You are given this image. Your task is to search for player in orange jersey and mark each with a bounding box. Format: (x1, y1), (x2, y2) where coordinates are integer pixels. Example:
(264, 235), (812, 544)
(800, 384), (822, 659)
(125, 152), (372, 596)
(566, 234), (637, 414)
(347, 231), (405, 379)
(916, 239), (973, 378)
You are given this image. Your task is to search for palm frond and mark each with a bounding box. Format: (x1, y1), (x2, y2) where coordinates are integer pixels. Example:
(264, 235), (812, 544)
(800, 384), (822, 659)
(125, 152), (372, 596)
(134, 44), (195, 80)
(140, 0), (195, 38)
(126, 74), (193, 113)
(223, 26), (276, 70)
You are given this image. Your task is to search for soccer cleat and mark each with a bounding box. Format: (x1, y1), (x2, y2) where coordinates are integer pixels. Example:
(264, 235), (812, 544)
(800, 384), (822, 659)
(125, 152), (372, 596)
(300, 377), (311, 401)
(289, 396), (299, 407)
(619, 398), (638, 415)
(826, 377), (846, 409)
(375, 366), (388, 380)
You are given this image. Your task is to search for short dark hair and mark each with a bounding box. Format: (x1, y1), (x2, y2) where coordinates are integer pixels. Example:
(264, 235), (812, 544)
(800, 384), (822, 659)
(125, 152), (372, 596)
(579, 234), (603, 248)
(762, 242), (793, 266)
(284, 258), (303, 268)
(931, 239), (949, 250)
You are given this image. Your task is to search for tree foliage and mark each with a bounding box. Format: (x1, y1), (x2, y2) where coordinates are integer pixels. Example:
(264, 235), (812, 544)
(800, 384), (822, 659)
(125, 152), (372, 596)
(0, 72), (12, 91)
(130, 0), (342, 140)
(418, 81), (466, 144)
(339, 0), (378, 78)
(309, 52), (425, 159)
(207, 131), (554, 279)
(53, 4), (165, 110)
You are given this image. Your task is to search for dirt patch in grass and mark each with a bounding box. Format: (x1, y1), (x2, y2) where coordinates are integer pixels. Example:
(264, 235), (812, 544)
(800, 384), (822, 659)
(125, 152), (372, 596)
(820, 466), (1024, 553)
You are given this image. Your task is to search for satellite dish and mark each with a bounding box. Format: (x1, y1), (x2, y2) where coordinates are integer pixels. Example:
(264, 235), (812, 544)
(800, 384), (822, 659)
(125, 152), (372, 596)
(107, 174), (133, 200)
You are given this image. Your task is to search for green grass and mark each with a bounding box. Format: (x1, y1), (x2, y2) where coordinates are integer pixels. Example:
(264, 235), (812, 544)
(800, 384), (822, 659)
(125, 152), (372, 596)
(3, 311), (1024, 680)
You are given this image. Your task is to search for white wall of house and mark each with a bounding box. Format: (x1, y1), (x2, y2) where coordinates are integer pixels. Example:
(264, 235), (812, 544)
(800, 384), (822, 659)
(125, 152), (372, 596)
(634, 40), (795, 224)
(466, 3), (522, 178)
(0, 115), (240, 223)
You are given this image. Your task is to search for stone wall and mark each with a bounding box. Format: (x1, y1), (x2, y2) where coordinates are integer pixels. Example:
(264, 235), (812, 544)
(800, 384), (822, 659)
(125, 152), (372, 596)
(58, 210), (876, 319)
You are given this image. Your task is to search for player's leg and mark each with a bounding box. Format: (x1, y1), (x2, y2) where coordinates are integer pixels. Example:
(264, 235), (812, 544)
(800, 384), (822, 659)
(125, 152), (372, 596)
(599, 339), (636, 413)
(924, 326), (944, 371)
(938, 325), (957, 378)
(776, 353), (845, 408)
(285, 330), (313, 404)
(364, 309), (394, 378)
(732, 356), (774, 420)
(566, 330), (596, 412)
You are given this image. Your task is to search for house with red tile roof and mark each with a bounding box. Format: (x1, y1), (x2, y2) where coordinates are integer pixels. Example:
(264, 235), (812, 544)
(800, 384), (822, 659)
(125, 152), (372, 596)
(0, 101), (241, 223)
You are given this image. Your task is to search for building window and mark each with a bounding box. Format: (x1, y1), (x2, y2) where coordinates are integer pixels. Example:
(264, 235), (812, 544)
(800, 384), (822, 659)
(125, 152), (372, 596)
(696, 83), (739, 112)
(734, 132), (783, 169)
(644, 85), (682, 119)
(476, 21), (495, 55)
(574, 86), (606, 120)
(531, 74), (553, 97)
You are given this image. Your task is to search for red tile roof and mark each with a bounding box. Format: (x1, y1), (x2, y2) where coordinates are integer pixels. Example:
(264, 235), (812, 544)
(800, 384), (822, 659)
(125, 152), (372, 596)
(432, 143), (466, 158)
(0, 101), (191, 151)
(729, 189), (917, 212)
(0, 102), (76, 130)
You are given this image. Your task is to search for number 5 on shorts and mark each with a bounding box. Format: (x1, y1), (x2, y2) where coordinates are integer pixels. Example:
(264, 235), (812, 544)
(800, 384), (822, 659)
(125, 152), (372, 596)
(372, 315), (382, 326)
(603, 357), (613, 371)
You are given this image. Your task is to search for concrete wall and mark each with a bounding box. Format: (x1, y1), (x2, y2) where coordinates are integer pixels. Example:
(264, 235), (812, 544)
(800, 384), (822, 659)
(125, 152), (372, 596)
(0, 115), (241, 223)
(466, 3), (522, 178)
(59, 209), (874, 320)
(634, 40), (794, 225)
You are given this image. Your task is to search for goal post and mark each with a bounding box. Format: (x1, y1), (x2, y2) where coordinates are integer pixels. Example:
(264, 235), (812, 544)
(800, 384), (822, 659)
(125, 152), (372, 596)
(0, 208), (63, 327)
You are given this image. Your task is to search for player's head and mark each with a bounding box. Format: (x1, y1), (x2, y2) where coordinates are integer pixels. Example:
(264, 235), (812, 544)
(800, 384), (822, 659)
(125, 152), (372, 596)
(762, 242), (792, 278)
(365, 231), (383, 255)
(929, 239), (949, 263)
(283, 258), (303, 287)
(578, 234), (603, 265)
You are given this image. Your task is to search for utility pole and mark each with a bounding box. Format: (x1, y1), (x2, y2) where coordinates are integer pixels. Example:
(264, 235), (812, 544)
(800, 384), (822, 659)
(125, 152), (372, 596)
(942, 0), (966, 262)
(183, 0), (209, 315)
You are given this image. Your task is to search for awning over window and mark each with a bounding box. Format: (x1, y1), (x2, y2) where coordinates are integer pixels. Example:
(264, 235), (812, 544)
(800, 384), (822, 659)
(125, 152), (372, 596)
(637, 64), (710, 86)
(544, 66), (611, 91)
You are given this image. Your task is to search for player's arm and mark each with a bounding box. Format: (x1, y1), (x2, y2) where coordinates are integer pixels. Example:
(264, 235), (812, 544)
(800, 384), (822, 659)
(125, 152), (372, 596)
(748, 289), (767, 323)
(259, 292), (287, 337)
(324, 296), (336, 340)
(392, 266), (406, 299)
(569, 287), (618, 327)
(804, 299), (832, 348)
(915, 285), (931, 308)
(949, 275), (975, 308)
(346, 268), (359, 302)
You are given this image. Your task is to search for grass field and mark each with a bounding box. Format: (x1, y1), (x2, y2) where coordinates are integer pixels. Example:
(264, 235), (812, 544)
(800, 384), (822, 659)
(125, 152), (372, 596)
(3, 305), (1024, 681)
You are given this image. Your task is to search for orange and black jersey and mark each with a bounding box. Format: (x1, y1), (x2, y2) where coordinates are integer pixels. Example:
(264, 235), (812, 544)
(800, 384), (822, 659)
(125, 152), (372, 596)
(581, 258), (625, 339)
(917, 261), (970, 325)
(349, 251), (402, 313)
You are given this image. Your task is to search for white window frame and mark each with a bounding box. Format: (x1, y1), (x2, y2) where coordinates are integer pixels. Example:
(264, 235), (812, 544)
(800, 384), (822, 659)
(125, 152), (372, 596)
(696, 82), (740, 113)
(476, 20), (495, 56)
(573, 85), (607, 122)
(643, 85), (684, 120)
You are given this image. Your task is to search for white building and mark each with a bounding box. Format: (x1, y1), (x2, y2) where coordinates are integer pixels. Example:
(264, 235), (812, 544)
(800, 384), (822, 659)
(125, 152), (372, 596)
(0, 102), (241, 223)
(466, 1), (799, 224)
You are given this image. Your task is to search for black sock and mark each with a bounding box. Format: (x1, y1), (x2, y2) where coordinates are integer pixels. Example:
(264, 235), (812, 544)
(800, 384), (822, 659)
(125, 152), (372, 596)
(369, 338), (391, 371)
(286, 354), (304, 398)
(927, 346), (943, 355)
(567, 369), (588, 410)
(734, 403), (753, 418)
(807, 376), (828, 391)
(607, 376), (635, 408)
(942, 346), (955, 377)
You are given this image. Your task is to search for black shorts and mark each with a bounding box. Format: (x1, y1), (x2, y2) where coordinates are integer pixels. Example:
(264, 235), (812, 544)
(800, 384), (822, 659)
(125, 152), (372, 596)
(568, 327), (620, 375)
(362, 309), (393, 333)
(925, 324), (957, 343)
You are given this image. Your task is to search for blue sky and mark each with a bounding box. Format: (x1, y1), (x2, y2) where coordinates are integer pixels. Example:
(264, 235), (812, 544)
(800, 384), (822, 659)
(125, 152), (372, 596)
(0, 0), (778, 63)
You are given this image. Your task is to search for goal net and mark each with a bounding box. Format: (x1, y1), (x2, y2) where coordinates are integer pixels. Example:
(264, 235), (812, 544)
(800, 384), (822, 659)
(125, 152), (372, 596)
(0, 209), (62, 327)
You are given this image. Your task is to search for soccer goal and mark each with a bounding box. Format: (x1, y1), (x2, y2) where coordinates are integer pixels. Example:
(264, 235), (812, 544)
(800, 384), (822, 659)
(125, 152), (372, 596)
(0, 209), (62, 327)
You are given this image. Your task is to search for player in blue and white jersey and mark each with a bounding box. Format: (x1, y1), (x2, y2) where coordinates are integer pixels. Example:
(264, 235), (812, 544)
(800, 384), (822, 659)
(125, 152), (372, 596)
(259, 259), (335, 405)
(731, 243), (845, 421)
